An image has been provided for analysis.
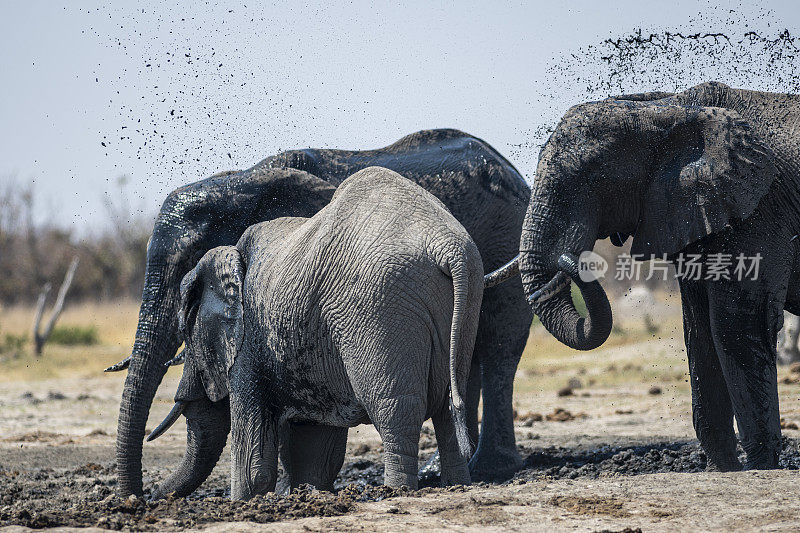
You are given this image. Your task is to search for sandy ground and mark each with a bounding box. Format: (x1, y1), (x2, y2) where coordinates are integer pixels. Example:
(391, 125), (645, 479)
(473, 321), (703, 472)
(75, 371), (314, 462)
(2, 302), (800, 531)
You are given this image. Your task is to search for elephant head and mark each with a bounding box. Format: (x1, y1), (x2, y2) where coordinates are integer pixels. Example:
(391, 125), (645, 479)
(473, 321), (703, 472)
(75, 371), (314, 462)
(520, 82), (779, 350)
(146, 246), (244, 499)
(176, 245), (245, 402)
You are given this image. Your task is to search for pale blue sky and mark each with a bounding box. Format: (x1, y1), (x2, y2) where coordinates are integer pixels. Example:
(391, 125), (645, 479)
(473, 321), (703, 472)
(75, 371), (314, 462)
(1, 1), (798, 230)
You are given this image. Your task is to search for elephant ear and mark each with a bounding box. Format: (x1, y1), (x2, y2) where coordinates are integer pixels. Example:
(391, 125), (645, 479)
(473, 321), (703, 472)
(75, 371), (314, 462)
(179, 246), (245, 402)
(631, 106), (779, 257)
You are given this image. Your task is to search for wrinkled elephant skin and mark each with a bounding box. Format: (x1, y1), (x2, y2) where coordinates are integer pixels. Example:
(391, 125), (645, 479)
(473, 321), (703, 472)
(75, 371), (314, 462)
(518, 82), (800, 470)
(117, 129), (532, 497)
(171, 168), (481, 498)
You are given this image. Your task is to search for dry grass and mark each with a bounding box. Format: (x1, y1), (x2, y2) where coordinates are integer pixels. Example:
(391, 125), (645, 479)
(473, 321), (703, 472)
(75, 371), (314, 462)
(0, 299), (140, 346)
(516, 321), (689, 396)
(0, 300), (183, 383)
(0, 293), (687, 388)
(517, 291), (687, 394)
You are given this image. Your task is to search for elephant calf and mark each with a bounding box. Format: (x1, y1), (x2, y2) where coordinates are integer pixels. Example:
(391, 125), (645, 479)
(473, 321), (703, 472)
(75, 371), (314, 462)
(156, 166), (483, 499)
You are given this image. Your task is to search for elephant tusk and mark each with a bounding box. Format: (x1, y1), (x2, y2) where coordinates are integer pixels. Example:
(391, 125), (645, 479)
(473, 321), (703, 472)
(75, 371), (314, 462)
(104, 356), (131, 373)
(484, 254), (521, 288)
(164, 350), (186, 367)
(146, 401), (187, 442)
(527, 271), (571, 305)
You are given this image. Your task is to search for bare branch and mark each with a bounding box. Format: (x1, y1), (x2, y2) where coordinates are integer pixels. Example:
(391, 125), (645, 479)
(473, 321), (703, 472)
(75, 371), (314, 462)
(32, 256), (79, 356)
(32, 283), (52, 352)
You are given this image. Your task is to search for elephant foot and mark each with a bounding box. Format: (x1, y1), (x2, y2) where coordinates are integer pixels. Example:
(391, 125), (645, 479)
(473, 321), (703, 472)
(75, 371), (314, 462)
(383, 451), (419, 489)
(440, 462), (471, 486)
(744, 450), (780, 470)
(468, 446), (522, 482)
(701, 441), (743, 473)
(705, 457), (743, 472)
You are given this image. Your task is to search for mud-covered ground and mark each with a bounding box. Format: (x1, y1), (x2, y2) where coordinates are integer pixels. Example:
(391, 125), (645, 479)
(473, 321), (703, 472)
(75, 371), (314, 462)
(4, 329), (800, 531)
(3, 436), (800, 531)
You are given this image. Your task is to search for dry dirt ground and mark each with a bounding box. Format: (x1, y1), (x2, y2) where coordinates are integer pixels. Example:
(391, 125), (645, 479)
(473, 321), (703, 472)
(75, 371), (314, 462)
(2, 299), (800, 531)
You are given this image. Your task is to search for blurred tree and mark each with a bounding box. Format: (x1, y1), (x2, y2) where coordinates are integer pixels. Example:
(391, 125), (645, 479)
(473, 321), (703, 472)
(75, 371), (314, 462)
(0, 175), (154, 305)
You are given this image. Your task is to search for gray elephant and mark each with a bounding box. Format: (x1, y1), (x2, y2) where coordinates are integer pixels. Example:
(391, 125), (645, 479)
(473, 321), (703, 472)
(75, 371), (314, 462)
(154, 167), (482, 499)
(109, 129), (531, 498)
(517, 82), (800, 470)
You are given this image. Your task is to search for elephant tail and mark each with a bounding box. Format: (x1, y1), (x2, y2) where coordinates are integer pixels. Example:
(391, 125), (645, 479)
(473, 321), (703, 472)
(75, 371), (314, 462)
(447, 246), (483, 463)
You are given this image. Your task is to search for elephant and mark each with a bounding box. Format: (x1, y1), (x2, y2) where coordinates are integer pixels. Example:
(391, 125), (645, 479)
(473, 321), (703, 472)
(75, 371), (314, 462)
(518, 82), (800, 470)
(153, 167), (482, 499)
(110, 128), (532, 497)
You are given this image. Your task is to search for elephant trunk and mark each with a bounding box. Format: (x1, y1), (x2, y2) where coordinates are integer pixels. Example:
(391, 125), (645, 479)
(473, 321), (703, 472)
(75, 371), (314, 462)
(116, 263), (182, 497)
(519, 199), (612, 351)
(150, 397), (230, 500)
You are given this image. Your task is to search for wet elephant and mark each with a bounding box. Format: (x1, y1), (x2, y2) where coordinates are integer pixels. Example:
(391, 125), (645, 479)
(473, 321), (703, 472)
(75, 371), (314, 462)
(112, 129), (532, 497)
(517, 82), (800, 470)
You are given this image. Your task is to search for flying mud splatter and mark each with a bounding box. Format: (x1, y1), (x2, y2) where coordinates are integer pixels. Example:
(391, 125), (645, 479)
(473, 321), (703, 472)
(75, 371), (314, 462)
(86, 4), (317, 199)
(511, 6), (800, 168)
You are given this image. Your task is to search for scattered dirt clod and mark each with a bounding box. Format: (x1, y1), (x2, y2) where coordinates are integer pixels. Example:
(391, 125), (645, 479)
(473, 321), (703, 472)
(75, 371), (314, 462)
(3, 431), (64, 443)
(517, 412), (544, 427)
(545, 408), (586, 422)
(351, 443), (370, 456)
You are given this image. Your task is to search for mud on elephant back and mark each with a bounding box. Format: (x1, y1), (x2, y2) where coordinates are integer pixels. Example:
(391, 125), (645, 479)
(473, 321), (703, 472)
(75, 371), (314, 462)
(518, 81), (800, 471)
(108, 128), (533, 498)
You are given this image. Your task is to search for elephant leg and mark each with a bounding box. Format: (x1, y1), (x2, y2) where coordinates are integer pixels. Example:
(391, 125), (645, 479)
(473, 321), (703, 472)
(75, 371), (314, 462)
(431, 403), (470, 486)
(678, 279), (741, 471)
(372, 394), (425, 489)
(465, 358), (481, 449)
(229, 366), (278, 499)
(280, 423), (347, 491)
(468, 280), (531, 481)
(707, 281), (782, 470)
(418, 358), (481, 481)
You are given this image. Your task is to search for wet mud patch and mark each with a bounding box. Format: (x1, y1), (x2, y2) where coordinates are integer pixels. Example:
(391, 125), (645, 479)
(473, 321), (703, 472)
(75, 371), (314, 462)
(3, 439), (800, 530)
(512, 437), (800, 482)
(340, 437), (800, 489)
(336, 456), (386, 489)
(0, 464), (412, 531)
